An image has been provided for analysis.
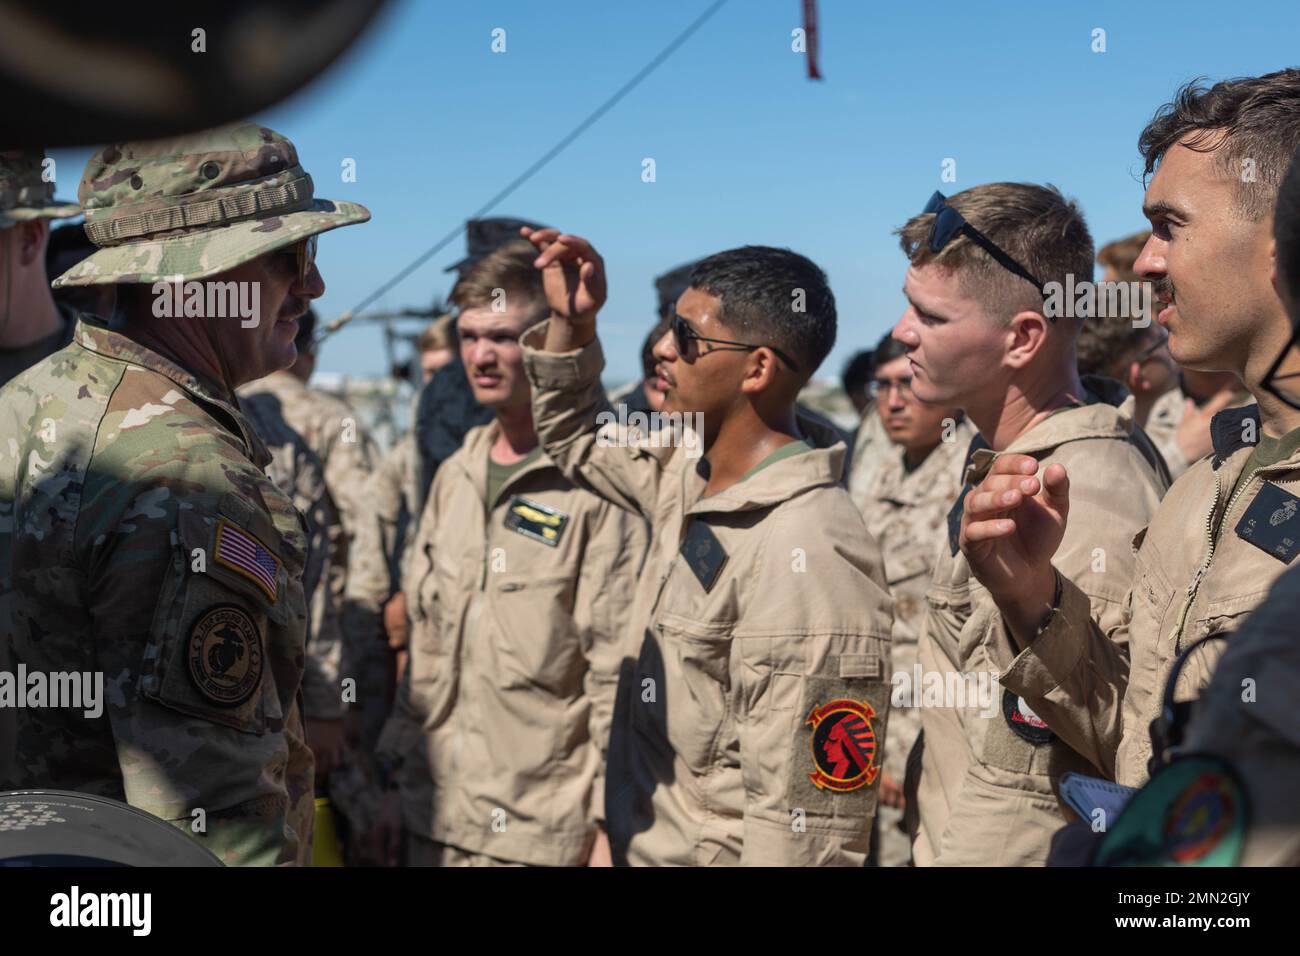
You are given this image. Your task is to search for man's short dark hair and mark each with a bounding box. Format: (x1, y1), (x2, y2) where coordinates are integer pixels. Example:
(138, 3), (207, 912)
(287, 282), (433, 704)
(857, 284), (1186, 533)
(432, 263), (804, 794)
(841, 349), (875, 396)
(1139, 69), (1300, 221)
(871, 333), (909, 368)
(687, 245), (836, 379)
(1075, 319), (1156, 379)
(1277, 145), (1300, 306)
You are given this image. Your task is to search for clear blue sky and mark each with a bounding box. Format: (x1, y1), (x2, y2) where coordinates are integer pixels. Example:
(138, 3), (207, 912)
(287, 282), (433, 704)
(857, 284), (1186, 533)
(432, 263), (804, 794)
(49, 0), (1300, 385)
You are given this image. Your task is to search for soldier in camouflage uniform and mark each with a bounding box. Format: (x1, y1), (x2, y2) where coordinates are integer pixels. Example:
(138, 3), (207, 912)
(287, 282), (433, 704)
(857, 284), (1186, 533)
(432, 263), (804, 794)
(0, 124), (369, 865)
(856, 335), (971, 866)
(0, 149), (81, 388)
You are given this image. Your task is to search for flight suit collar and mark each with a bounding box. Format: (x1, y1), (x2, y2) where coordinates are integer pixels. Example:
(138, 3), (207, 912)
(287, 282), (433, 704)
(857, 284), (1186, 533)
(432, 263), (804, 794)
(686, 411), (846, 516)
(73, 315), (274, 470)
(962, 375), (1137, 486)
(1210, 404), (1262, 467)
(451, 417), (560, 509)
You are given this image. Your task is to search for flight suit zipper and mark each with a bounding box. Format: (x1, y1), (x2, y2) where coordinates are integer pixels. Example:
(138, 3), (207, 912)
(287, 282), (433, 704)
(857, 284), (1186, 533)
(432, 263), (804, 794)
(1169, 468), (1259, 648)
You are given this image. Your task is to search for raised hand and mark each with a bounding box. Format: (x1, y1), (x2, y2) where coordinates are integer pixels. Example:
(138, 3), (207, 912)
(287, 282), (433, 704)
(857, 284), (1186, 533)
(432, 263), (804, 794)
(958, 453), (1070, 642)
(521, 227), (607, 326)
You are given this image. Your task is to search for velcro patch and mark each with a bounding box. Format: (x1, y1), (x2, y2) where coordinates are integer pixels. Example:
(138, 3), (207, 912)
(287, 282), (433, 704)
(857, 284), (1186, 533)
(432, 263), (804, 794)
(1234, 481), (1300, 564)
(1094, 754), (1247, 866)
(680, 519), (727, 592)
(503, 495), (568, 547)
(786, 675), (890, 814)
(188, 604), (264, 707)
(1002, 689), (1055, 745)
(214, 519), (281, 602)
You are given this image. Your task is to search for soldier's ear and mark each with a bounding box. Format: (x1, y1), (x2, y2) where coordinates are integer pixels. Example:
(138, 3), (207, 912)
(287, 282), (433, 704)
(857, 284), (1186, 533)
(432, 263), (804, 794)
(18, 219), (49, 266)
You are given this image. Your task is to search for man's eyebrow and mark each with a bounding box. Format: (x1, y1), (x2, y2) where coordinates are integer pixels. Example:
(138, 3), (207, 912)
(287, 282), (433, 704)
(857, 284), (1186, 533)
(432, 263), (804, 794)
(902, 285), (949, 321)
(1143, 199), (1189, 221)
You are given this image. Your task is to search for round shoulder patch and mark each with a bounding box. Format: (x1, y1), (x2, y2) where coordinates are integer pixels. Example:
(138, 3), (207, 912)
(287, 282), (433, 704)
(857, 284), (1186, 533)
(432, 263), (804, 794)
(188, 604), (264, 706)
(806, 698), (879, 792)
(1094, 754), (1247, 867)
(1002, 689), (1055, 745)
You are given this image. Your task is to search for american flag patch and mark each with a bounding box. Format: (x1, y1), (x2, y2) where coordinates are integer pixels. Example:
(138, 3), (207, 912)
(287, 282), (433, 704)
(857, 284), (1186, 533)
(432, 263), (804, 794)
(214, 519), (281, 602)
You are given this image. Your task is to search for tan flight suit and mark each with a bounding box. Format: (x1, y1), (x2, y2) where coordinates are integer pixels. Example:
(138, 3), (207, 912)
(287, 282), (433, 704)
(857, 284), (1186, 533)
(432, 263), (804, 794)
(911, 378), (1169, 866)
(858, 416), (974, 866)
(982, 404), (1300, 788)
(1144, 384), (1254, 479)
(392, 419), (648, 866)
(521, 325), (895, 867)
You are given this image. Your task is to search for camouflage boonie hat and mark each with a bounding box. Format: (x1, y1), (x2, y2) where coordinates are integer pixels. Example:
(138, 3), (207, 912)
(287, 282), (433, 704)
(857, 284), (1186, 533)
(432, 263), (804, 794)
(53, 124), (369, 287)
(0, 150), (81, 228)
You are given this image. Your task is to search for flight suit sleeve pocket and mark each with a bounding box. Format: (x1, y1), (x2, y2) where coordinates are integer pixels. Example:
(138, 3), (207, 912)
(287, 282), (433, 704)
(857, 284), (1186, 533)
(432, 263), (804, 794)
(140, 507), (282, 735)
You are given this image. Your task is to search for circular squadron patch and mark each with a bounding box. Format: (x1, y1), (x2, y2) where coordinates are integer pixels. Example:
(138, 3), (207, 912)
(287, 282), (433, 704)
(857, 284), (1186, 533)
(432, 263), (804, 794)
(1002, 689), (1054, 744)
(805, 699), (879, 792)
(188, 604), (263, 706)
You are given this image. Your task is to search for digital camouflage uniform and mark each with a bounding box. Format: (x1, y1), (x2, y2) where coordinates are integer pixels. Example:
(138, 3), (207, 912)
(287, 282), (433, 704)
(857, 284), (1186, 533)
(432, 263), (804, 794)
(236, 392), (346, 724)
(858, 416), (973, 866)
(0, 125), (369, 864)
(847, 402), (890, 513)
(0, 149), (80, 390)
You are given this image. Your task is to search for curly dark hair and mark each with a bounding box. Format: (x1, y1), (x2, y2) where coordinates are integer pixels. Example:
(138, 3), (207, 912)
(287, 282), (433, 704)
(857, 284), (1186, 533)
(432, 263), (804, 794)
(1139, 69), (1300, 221)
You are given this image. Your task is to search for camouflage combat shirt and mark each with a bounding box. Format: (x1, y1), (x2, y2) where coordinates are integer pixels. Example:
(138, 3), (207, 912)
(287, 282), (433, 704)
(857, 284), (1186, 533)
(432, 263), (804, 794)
(0, 315), (314, 865)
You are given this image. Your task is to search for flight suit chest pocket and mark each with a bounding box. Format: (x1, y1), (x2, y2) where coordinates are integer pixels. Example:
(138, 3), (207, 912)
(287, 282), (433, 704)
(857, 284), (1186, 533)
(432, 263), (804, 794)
(638, 612), (734, 772)
(140, 507), (288, 735)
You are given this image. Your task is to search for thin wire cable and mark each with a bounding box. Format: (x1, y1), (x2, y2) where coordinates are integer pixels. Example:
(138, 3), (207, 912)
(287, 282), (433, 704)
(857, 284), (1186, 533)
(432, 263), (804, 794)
(319, 0), (730, 341)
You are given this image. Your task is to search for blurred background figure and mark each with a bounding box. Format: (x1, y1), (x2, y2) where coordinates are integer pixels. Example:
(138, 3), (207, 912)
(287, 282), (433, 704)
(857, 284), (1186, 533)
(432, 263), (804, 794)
(0, 149), (79, 388)
(855, 334), (971, 866)
(1077, 230), (1179, 429)
(45, 221), (115, 322)
(1090, 229), (1253, 478)
(846, 346), (890, 511)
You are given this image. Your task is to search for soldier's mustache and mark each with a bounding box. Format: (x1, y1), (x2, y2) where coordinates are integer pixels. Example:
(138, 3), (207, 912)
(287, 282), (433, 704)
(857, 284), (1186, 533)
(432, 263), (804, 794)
(1151, 276), (1176, 304)
(279, 298), (308, 321)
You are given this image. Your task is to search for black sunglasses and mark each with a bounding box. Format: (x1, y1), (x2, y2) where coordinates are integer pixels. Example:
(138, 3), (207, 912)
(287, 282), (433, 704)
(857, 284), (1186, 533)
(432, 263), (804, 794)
(672, 313), (800, 373)
(1262, 322), (1300, 410)
(923, 191), (1045, 300)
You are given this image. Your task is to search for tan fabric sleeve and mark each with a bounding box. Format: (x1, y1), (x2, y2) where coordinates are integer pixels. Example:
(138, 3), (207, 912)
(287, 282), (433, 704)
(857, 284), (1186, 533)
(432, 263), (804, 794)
(521, 323), (670, 518)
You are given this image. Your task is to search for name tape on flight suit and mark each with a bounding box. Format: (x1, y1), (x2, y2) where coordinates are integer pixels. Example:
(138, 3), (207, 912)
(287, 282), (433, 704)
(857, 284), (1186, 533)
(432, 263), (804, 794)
(503, 495), (569, 547)
(1234, 481), (1300, 563)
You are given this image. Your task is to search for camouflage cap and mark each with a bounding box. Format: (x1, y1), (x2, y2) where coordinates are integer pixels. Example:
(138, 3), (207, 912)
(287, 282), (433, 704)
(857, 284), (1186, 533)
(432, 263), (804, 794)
(0, 149), (81, 228)
(53, 124), (369, 287)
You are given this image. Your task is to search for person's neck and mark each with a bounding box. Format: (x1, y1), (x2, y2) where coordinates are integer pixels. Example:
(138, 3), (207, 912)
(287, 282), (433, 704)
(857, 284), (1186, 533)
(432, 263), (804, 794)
(1242, 312), (1300, 440)
(490, 404), (540, 464)
(702, 402), (800, 496)
(903, 439), (940, 470)
(966, 363), (1085, 452)
(0, 277), (62, 349)
(125, 313), (227, 389)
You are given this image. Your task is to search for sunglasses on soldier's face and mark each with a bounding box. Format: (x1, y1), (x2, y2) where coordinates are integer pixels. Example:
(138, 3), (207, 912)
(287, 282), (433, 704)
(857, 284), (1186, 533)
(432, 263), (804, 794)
(922, 191), (1046, 303)
(671, 312), (800, 373)
(273, 235), (318, 285)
